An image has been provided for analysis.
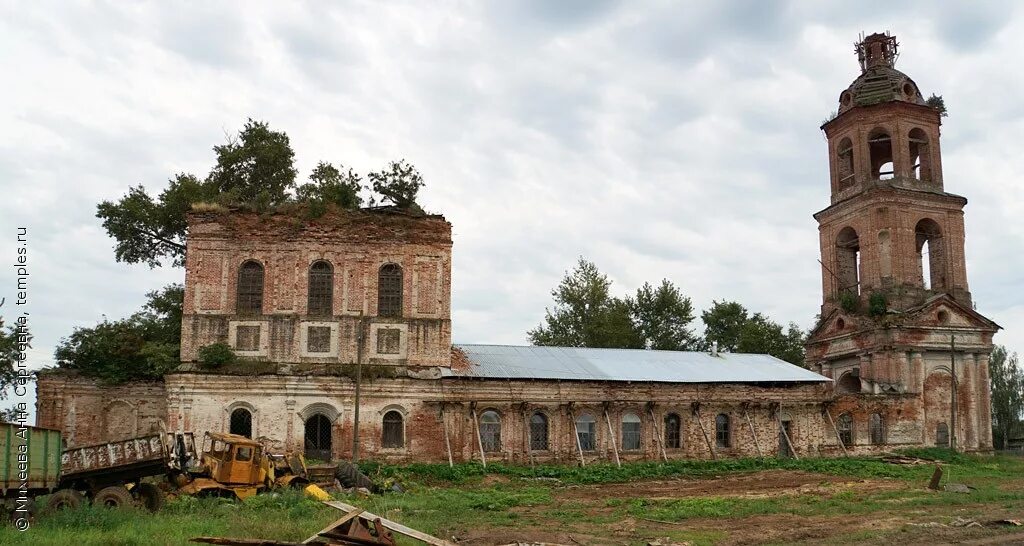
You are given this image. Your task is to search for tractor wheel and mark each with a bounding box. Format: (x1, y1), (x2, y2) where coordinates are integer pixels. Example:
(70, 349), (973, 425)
(93, 486), (134, 509)
(45, 489), (84, 513)
(333, 461), (378, 492)
(135, 483), (164, 512)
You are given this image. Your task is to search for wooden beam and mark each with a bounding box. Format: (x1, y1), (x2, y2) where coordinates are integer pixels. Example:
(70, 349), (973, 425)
(440, 405), (453, 468)
(471, 407), (486, 469)
(824, 407), (849, 457)
(604, 407), (621, 468)
(648, 405), (668, 462)
(301, 508), (364, 544)
(777, 406), (799, 460)
(742, 407), (763, 457)
(323, 500), (458, 546)
(693, 406), (717, 460)
(569, 407), (586, 466)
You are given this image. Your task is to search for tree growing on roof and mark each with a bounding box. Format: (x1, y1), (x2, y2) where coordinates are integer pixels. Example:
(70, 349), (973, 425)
(368, 159), (425, 211)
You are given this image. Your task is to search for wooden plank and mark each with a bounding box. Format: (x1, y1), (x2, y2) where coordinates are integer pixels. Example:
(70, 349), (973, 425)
(471, 407), (486, 469)
(694, 408), (717, 460)
(743, 407), (763, 457)
(301, 508), (363, 544)
(324, 500), (458, 546)
(777, 407), (799, 460)
(569, 408), (586, 467)
(603, 408), (621, 468)
(648, 406), (668, 462)
(440, 405), (453, 468)
(824, 408), (849, 457)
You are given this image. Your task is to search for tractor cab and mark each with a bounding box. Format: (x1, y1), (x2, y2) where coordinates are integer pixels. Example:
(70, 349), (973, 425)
(200, 432), (266, 485)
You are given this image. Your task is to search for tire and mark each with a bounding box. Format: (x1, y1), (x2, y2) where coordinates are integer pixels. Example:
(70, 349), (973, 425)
(134, 483), (164, 512)
(45, 489), (84, 513)
(333, 461), (378, 492)
(93, 486), (135, 509)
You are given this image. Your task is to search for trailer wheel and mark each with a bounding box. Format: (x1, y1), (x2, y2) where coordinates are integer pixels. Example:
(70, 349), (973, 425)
(134, 483), (164, 512)
(93, 486), (134, 509)
(45, 489), (84, 512)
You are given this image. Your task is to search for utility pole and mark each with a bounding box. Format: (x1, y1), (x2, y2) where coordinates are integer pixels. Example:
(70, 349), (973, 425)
(352, 315), (366, 462)
(950, 334), (957, 452)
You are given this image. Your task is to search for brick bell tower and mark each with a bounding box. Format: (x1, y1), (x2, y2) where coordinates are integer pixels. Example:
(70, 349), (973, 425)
(805, 33), (999, 452)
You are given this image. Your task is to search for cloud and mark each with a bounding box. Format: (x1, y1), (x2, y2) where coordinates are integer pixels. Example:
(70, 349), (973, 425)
(1, 1), (1023, 417)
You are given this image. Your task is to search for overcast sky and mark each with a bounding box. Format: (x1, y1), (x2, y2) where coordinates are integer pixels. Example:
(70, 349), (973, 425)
(2, 1), (1023, 398)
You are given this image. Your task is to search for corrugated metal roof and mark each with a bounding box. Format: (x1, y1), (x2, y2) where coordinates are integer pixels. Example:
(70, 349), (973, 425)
(447, 344), (830, 384)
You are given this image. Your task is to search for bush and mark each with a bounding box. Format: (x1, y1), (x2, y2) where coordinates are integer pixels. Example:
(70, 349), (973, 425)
(198, 343), (236, 369)
(868, 292), (887, 317)
(839, 291), (859, 313)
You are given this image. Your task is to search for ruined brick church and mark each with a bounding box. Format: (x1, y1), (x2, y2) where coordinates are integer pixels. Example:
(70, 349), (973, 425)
(37, 33), (996, 462)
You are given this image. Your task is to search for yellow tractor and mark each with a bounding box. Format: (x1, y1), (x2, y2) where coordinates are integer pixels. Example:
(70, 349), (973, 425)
(172, 432), (329, 501)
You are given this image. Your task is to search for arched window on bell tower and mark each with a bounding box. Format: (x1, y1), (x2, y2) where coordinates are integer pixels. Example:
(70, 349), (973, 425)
(916, 218), (946, 290)
(908, 128), (932, 182)
(836, 227), (861, 296)
(868, 128), (893, 180)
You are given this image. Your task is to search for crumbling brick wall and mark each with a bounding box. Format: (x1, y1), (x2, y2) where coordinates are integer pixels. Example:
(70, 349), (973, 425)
(35, 371), (167, 448)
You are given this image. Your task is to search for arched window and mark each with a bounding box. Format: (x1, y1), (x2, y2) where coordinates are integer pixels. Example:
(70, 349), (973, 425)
(664, 413), (681, 449)
(529, 412), (549, 451)
(229, 407), (252, 438)
(908, 128), (931, 182)
(837, 413), (853, 447)
(836, 137), (855, 189)
(382, 410), (404, 448)
(378, 264), (403, 317)
(479, 410), (501, 452)
(915, 218), (946, 290)
(575, 413), (597, 451)
(868, 128), (893, 179)
(307, 261), (333, 316)
(935, 422), (950, 447)
(621, 412), (641, 451)
(237, 261), (264, 315)
(715, 414), (730, 448)
(836, 227), (860, 296)
(836, 371), (862, 394)
(304, 413), (332, 462)
(869, 413), (885, 445)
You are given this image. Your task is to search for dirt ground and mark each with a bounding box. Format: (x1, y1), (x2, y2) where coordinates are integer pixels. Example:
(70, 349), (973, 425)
(451, 470), (1024, 546)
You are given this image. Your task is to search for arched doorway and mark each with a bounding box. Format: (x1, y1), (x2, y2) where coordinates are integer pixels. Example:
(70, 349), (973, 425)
(230, 407), (253, 438)
(304, 413), (333, 462)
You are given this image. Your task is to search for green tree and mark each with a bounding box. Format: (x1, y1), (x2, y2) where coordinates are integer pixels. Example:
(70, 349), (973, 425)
(701, 301), (806, 365)
(0, 316), (27, 401)
(528, 258), (642, 348)
(700, 300), (749, 352)
(630, 280), (700, 350)
(295, 162), (364, 210)
(207, 119), (297, 208)
(54, 284), (183, 383)
(368, 160), (424, 210)
(990, 345), (1024, 449)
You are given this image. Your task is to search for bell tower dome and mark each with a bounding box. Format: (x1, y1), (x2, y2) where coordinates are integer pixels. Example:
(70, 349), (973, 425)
(805, 32), (998, 453)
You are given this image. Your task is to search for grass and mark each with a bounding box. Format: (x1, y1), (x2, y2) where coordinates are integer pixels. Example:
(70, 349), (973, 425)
(3, 451), (1023, 546)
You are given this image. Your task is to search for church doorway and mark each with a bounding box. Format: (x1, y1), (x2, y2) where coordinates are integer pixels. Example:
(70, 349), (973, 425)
(304, 413), (332, 462)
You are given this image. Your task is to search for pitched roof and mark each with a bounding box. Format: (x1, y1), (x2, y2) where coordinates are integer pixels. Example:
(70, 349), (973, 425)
(446, 344), (829, 384)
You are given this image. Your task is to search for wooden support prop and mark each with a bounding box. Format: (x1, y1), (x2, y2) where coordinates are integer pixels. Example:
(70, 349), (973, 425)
(323, 500), (458, 546)
(301, 508), (364, 544)
(440, 405), (454, 468)
(824, 407), (849, 457)
(777, 406), (799, 460)
(648, 405), (668, 462)
(743, 406), (763, 457)
(692, 404), (717, 460)
(569, 407), (586, 466)
(471, 406), (486, 469)
(603, 406), (621, 468)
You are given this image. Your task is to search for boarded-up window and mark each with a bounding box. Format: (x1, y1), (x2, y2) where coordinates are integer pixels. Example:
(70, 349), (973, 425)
(378, 264), (403, 317)
(869, 413), (885, 445)
(530, 412), (548, 451)
(576, 413), (596, 451)
(382, 410), (404, 448)
(237, 261), (264, 315)
(307, 326), (331, 354)
(236, 325), (261, 351)
(838, 413), (853, 446)
(479, 410), (501, 452)
(715, 414), (730, 448)
(935, 422), (949, 447)
(376, 328), (401, 355)
(664, 413), (681, 449)
(307, 261), (333, 316)
(622, 413), (641, 450)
